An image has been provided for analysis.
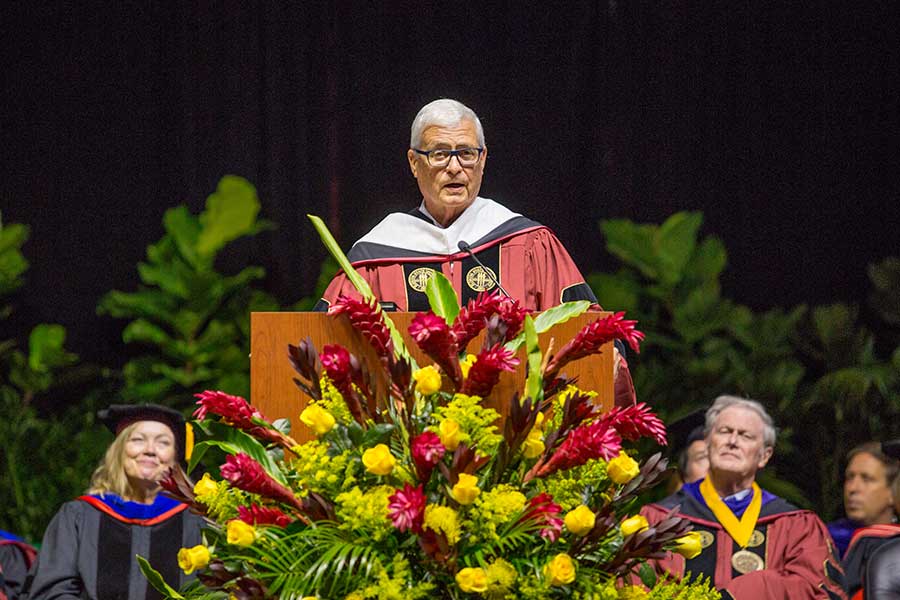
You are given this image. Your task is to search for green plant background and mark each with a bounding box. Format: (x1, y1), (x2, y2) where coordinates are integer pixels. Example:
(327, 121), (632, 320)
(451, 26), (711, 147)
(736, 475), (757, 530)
(1, 182), (898, 543)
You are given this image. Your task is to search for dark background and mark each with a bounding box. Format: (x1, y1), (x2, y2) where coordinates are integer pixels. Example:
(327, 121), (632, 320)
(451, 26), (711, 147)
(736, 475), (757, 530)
(2, 3), (898, 371)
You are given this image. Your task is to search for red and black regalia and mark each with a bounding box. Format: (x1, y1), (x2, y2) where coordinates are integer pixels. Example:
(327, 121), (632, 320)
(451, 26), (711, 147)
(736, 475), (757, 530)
(841, 522), (900, 599)
(26, 493), (204, 600)
(641, 478), (847, 600)
(315, 196), (636, 406)
(0, 529), (36, 600)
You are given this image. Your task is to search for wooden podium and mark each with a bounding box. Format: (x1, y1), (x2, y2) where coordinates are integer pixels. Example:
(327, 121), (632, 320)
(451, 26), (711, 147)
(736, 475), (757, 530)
(250, 312), (614, 442)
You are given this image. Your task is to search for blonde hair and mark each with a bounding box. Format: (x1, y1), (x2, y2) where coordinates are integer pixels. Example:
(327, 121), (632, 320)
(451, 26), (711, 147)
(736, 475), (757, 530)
(87, 422), (182, 500)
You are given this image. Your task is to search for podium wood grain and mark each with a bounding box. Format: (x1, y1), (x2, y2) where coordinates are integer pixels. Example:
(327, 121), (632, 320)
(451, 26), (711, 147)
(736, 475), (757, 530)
(251, 312), (614, 443)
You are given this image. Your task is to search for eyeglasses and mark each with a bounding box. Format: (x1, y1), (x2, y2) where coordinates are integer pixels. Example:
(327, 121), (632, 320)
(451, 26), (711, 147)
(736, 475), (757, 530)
(412, 147), (484, 168)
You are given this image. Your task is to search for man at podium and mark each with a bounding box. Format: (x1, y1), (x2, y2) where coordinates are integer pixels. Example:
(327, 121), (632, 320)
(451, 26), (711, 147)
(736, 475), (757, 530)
(314, 98), (635, 405)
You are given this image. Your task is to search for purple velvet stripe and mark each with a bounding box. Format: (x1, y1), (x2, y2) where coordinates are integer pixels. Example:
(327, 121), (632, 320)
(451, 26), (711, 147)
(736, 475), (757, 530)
(89, 493), (182, 520)
(683, 479), (777, 518)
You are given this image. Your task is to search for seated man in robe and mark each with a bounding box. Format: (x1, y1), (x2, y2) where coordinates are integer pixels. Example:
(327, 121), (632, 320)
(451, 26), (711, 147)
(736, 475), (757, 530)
(641, 395), (846, 599)
(315, 98), (634, 405)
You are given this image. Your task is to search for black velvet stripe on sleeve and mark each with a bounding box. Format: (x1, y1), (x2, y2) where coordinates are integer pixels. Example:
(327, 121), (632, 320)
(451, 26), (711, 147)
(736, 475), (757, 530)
(96, 516), (132, 600)
(146, 517), (185, 600)
(560, 282), (597, 303)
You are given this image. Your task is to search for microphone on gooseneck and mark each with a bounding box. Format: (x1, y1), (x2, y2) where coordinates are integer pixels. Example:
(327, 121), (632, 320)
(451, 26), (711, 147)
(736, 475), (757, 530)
(457, 241), (511, 298)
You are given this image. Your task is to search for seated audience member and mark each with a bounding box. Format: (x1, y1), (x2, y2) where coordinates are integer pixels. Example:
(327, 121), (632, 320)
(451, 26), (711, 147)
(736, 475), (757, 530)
(828, 442), (899, 558)
(26, 404), (204, 600)
(666, 409), (710, 493)
(641, 395), (846, 599)
(0, 530), (36, 600)
(841, 440), (900, 599)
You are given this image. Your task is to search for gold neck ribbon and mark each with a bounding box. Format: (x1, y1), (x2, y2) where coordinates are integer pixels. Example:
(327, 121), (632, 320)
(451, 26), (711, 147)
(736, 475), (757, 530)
(699, 477), (762, 548)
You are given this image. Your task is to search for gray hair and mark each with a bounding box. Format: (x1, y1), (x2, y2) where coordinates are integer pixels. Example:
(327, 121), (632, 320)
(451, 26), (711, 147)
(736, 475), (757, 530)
(410, 99), (485, 148)
(705, 395), (777, 448)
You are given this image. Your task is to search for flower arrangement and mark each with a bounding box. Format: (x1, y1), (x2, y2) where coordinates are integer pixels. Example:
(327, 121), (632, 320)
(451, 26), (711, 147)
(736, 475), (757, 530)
(142, 276), (715, 599)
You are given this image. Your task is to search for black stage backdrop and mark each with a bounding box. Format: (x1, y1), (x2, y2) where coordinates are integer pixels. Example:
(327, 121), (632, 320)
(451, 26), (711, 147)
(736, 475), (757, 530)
(2, 3), (898, 370)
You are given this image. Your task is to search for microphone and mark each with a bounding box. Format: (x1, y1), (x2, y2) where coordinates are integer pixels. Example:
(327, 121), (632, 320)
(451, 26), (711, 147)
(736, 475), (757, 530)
(457, 241), (511, 298)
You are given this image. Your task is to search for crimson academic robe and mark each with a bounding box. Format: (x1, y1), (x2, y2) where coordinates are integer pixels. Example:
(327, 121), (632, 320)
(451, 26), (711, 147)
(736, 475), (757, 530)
(315, 197), (636, 406)
(641, 483), (846, 600)
(842, 523), (900, 599)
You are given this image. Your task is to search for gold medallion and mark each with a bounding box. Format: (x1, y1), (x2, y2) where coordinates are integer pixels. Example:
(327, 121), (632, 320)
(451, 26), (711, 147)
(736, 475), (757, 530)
(697, 530), (715, 549)
(465, 266), (497, 292)
(747, 529), (765, 548)
(731, 550), (764, 574)
(408, 267), (436, 292)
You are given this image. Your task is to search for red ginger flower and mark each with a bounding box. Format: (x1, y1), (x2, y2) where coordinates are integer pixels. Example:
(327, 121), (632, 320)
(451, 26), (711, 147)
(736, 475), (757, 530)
(408, 312), (462, 388)
(194, 391), (295, 449)
(388, 483), (426, 533)
(544, 312), (645, 380)
(452, 291), (530, 349)
(220, 453), (303, 512)
(461, 344), (520, 398)
(320, 344), (355, 397)
(603, 402), (667, 446)
(521, 493), (564, 541)
(328, 295), (394, 363)
(411, 431), (445, 482)
(238, 504), (294, 527)
(532, 419), (622, 479)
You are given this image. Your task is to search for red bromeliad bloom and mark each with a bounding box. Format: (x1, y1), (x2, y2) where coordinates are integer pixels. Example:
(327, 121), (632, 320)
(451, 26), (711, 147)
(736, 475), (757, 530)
(238, 504), (294, 527)
(460, 344), (520, 398)
(320, 344), (356, 399)
(533, 419), (623, 479)
(328, 295), (394, 363)
(194, 391), (295, 449)
(220, 453), (303, 512)
(411, 432), (446, 482)
(451, 292), (530, 349)
(408, 312), (462, 387)
(603, 402), (667, 446)
(388, 483), (426, 533)
(544, 312), (645, 379)
(522, 493), (564, 541)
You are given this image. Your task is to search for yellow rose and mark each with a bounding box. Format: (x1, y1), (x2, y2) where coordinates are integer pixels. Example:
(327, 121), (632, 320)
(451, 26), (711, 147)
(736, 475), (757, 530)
(300, 402), (336, 435)
(192, 473), (218, 498)
(606, 452), (640, 484)
(544, 553), (576, 586)
(522, 429), (545, 459)
(177, 544), (210, 574)
(620, 514), (649, 536)
(460, 354), (476, 379)
(534, 411), (545, 429)
(564, 504), (596, 536)
(413, 365), (442, 395)
(450, 473), (481, 505)
(455, 567), (488, 593)
(439, 419), (462, 451)
(362, 443), (396, 476)
(673, 531), (703, 559)
(226, 519), (257, 546)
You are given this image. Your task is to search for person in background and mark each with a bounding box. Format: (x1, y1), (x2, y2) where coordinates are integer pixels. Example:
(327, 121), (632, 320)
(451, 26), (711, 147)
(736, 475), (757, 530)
(26, 404), (204, 600)
(840, 440), (900, 599)
(665, 409), (710, 493)
(828, 442), (899, 559)
(0, 530), (35, 600)
(641, 395), (846, 599)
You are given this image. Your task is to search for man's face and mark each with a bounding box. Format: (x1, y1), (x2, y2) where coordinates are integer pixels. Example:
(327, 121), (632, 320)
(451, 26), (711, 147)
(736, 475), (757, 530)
(707, 406), (773, 482)
(683, 439), (710, 484)
(407, 119), (486, 226)
(844, 452), (896, 525)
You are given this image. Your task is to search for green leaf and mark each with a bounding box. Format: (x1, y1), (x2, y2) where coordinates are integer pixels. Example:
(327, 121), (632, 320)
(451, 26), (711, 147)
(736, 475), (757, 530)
(190, 421), (287, 485)
(122, 319), (174, 348)
(504, 300), (591, 352)
(655, 211), (702, 285)
(197, 175), (269, 257)
(361, 423), (395, 446)
(163, 205), (202, 269)
(523, 315), (543, 404)
(136, 555), (185, 599)
(601, 219), (660, 280)
(638, 561), (658, 588)
(425, 272), (459, 325)
(586, 271), (641, 314)
(28, 324), (77, 373)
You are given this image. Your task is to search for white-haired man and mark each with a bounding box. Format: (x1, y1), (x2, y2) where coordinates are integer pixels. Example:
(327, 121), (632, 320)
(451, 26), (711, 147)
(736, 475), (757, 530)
(316, 98), (635, 405)
(641, 395), (846, 599)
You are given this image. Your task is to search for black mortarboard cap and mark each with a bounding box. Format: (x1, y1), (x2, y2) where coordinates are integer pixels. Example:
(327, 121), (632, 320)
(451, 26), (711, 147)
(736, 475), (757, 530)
(97, 404), (190, 463)
(666, 408), (707, 458)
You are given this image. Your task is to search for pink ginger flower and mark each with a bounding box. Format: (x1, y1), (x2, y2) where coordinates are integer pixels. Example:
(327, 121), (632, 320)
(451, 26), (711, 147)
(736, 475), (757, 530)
(522, 493), (564, 541)
(533, 419), (623, 479)
(193, 391), (294, 448)
(461, 344), (520, 398)
(603, 402), (667, 446)
(451, 291), (530, 349)
(237, 504), (294, 527)
(320, 344), (356, 398)
(544, 312), (645, 380)
(388, 483), (426, 533)
(411, 431), (446, 482)
(328, 295), (394, 363)
(408, 312), (462, 388)
(220, 453), (303, 512)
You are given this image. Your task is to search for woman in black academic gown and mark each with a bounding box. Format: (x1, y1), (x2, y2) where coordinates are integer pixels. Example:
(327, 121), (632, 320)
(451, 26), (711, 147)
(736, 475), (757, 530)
(26, 404), (205, 600)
